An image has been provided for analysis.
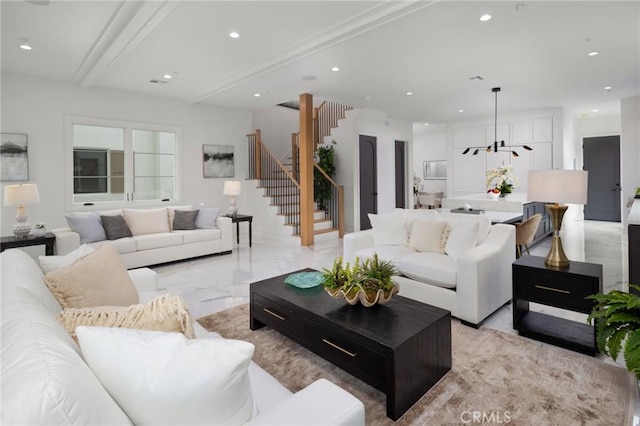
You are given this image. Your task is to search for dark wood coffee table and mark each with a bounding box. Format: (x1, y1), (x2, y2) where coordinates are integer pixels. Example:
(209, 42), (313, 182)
(250, 268), (452, 420)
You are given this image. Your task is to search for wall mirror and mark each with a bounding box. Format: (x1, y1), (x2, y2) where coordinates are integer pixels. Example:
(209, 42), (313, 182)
(424, 160), (447, 180)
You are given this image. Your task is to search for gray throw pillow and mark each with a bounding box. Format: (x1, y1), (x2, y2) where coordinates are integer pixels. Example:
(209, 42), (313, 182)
(195, 208), (220, 229)
(173, 210), (199, 230)
(65, 211), (107, 244)
(101, 215), (133, 240)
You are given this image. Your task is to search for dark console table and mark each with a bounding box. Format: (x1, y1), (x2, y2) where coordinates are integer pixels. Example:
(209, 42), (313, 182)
(513, 255), (602, 355)
(1, 232), (56, 255)
(250, 269), (452, 420)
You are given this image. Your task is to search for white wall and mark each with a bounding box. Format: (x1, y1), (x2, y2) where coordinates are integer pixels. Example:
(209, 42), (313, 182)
(621, 97), (640, 225)
(1, 72), (252, 236)
(412, 131), (447, 194)
(251, 106), (299, 159)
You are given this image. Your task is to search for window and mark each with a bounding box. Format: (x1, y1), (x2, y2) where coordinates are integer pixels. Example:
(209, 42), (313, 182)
(67, 118), (180, 207)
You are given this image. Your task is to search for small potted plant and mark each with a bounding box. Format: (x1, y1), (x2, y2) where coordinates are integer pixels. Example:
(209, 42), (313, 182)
(587, 286), (640, 379)
(322, 254), (399, 307)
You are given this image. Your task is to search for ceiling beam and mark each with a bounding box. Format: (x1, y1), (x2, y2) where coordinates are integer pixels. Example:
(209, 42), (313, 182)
(188, 0), (440, 104)
(71, 0), (179, 88)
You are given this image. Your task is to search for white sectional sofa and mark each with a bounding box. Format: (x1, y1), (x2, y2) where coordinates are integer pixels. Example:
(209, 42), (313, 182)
(0, 248), (365, 425)
(53, 206), (233, 269)
(344, 209), (515, 327)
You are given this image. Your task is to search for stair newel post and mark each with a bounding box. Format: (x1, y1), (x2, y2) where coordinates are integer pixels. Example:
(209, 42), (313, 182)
(291, 133), (298, 182)
(338, 185), (344, 238)
(299, 93), (314, 246)
(255, 129), (262, 180)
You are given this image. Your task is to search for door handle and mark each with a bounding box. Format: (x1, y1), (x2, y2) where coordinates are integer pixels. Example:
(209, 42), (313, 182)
(612, 188), (622, 192)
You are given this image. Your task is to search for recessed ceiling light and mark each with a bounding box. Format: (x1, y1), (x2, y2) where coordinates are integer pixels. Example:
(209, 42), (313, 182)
(588, 51), (599, 56)
(163, 74), (172, 79)
(424, 123), (429, 126)
(592, 109), (599, 113)
(604, 86), (613, 91)
(331, 67), (340, 72)
(406, 91), (413, 96)
(458, 109), (464, 113)
(253, 93), (260, 97)
(480, 14), (492, 21)
(19, 40), (32, 50)
(229, 32), (240, 39)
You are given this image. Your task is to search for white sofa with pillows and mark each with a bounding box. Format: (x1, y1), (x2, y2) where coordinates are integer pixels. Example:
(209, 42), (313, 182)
(344, 209), (515, 327)
(1, 247), (365, 425)
(52, 205), (232, 269)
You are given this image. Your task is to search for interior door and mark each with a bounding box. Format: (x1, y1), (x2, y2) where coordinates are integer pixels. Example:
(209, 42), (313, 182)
(359, 135), (377, 230)
(394, 140), (406, 208)
(583, 135), (621, 222)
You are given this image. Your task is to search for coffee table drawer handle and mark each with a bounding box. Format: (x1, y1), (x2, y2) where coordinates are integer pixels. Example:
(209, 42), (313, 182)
(322, 338), (357, 357)
(534, 285), (570, 294)
(263, 308), (286, 321)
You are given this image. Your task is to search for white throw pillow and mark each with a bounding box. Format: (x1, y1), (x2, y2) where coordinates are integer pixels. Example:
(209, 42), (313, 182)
(76, 327), (255, 426)
(445, 220), (480, 260)
(408, 220), (448, 253)
(368, 213), (407, 246)
(123, 208), (170, 236)
(39, 244), (95, 274)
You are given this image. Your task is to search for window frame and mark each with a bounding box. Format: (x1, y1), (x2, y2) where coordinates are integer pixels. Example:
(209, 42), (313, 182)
(64, 115), (182, 211)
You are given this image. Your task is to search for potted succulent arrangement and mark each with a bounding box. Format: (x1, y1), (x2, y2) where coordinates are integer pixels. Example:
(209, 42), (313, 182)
(321, 253), (399, 307)
(587, 286), (640, 379)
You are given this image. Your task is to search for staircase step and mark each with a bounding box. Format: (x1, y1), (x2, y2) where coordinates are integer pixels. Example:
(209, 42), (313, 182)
(292, 228), (340, 242)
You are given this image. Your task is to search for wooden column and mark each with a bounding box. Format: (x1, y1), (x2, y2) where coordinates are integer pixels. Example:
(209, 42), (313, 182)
(299, 93), (314, 246)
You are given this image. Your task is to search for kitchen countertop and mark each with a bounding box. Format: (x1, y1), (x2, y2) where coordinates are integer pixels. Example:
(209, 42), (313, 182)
(441, 193), (529, 213)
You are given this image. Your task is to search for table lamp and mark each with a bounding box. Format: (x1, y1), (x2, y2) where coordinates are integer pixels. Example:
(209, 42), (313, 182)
(527, 170), (588, 268)
(3, 183), (40, 238)
(223, 180), (241, 217)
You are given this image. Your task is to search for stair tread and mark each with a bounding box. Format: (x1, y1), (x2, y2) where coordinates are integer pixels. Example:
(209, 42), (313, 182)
(284, 218), (332, 227)
(292, 228), (339, 237)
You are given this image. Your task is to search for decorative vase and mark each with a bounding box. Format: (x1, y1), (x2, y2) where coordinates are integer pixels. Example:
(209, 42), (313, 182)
(488, 192), (499, 200)
(499, 192), (511, 199)
(325, 283), (399, 307)
(30, 228), (47, 238)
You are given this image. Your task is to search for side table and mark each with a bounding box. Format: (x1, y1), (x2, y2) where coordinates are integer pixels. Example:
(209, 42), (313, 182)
(1, 232), (56, 255)
(512, 255), (603, 355)
(230, 214), (253, 247)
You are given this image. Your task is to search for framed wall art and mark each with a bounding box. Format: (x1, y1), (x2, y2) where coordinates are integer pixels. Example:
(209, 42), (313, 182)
(203, 144), (234, 178)
(1, 133), (29, 181)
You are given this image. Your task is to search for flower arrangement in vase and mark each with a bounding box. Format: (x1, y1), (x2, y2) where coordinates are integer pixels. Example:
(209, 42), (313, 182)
(321, 254), (399, 307)
(486, 165), (519, 198)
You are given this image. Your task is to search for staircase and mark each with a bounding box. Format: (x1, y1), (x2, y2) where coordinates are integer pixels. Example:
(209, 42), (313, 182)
(247, 100), (351, 245)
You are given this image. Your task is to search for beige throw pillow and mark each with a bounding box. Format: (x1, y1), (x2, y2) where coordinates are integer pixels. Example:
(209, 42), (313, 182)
(57, 294), (195, 339)
(123, 208), (170, 236)
(44, 245), (139, 309)
(409, 220), (448, 253)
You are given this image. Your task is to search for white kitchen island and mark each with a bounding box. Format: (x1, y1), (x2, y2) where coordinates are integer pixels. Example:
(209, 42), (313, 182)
(441, 193), (529, 213)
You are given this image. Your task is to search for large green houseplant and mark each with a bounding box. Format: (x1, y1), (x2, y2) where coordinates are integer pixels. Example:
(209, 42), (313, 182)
(322, 254), (399, 307)
(314, 141), (336, 210)
(588, 285), (640, 379)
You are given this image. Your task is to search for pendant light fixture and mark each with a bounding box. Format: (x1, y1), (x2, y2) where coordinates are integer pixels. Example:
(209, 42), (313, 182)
(462, 87), (533, 157)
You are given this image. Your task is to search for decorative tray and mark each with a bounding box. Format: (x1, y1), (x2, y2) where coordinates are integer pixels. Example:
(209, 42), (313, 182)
(450, 208), (485, 215)
(284, 271), (325, 288)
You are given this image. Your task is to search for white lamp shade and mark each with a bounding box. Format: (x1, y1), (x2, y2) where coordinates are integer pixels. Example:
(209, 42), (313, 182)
(527, 170), (588, 204)
(3, 184), (40, 206)
(223, 180), (241, 196)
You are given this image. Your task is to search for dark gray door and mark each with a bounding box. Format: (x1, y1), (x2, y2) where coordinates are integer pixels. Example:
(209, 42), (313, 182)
(583, 135), (621, 222)
(395, 140), (406, 208)
(359, 135), (377, 230)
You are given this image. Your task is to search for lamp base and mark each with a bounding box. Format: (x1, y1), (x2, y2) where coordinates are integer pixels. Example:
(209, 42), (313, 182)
(12, 222), (32, 239)
(544, 204), (570, 268)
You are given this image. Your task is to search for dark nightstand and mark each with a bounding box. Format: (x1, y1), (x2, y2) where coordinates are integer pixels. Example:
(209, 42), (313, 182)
(1, 232), (56, 255)
(229, 214), (253, 247)
(512, 255), (603, 356)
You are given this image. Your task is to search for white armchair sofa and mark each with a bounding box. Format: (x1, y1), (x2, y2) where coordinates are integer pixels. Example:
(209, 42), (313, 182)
(344, 209), (515, 327)
(1, 248), (365, 425)
(53, 206), (233, 269)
